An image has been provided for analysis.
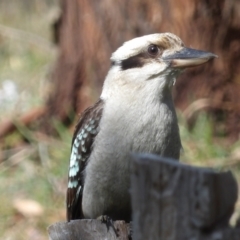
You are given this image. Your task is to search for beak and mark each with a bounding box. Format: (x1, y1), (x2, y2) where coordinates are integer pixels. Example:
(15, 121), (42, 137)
(162, 47), (217, 68)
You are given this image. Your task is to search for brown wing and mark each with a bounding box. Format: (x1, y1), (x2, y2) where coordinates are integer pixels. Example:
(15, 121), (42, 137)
(66, 99), (104, 221)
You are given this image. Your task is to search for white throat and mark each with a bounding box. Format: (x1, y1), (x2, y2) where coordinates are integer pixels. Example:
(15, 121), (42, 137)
(101, 65), (179, 103)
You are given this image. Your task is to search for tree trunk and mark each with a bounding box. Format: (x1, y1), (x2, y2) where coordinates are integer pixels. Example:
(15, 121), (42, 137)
(44, 0), (240, 138)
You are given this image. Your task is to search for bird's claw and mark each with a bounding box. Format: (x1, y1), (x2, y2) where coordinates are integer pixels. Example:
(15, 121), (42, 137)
(99, 215), (119, 236)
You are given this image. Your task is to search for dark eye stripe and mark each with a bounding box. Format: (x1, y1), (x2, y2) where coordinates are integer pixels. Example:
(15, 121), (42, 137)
(112, 45), (163, 71)
(120, 53), (146, 70)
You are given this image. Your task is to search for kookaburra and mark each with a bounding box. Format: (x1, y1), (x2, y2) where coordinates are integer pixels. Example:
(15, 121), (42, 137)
(66, 33), (217, 222)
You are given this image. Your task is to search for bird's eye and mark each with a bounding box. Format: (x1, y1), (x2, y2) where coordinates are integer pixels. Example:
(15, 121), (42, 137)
(148, 45), (159, 56)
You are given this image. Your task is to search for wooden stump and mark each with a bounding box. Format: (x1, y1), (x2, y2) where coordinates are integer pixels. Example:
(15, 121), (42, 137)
(131, 153), (240, 240)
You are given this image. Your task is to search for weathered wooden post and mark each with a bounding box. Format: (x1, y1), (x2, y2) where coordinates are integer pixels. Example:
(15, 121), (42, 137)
(48, 153), (240, 239)
(131, 153), (240, 240)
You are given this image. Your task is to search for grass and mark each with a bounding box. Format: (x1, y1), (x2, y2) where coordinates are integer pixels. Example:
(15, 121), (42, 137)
(0, 129), (71, 240)
(179, 112), (240, 169)
(180, 113), (228, 165)
(0, 1), (240, 239)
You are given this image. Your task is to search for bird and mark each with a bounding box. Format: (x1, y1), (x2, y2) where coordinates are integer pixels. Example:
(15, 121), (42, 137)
(66, 32), (217, 222)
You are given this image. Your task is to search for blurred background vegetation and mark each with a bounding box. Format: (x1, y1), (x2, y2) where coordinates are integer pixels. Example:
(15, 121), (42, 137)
(0, 0), (240, 239)
(0, 1), (70, 239)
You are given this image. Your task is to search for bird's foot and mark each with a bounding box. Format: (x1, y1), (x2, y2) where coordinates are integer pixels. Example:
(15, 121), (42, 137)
(98, 215), (119, 237)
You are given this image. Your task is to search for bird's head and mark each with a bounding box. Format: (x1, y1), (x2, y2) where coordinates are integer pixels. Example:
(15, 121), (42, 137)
(101, 33), (217, 100)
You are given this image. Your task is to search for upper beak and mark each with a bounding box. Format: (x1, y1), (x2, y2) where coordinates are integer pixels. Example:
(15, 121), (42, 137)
(162, 47), (218, 68)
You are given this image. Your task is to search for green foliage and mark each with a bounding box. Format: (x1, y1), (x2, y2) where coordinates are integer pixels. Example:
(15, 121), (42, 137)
(180, 113), (228, 164)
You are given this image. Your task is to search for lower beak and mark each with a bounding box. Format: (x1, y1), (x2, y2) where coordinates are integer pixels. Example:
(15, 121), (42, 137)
(163, 47), (217, 68)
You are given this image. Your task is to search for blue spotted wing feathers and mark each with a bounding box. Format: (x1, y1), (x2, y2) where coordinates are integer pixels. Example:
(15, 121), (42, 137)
(66, 99), (104, 221)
